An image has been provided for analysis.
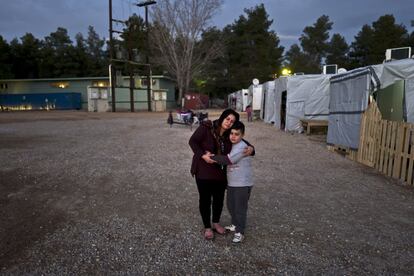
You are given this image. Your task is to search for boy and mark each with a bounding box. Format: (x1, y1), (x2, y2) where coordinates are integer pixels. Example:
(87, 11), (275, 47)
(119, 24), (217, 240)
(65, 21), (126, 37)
(211, 121), (253, 243)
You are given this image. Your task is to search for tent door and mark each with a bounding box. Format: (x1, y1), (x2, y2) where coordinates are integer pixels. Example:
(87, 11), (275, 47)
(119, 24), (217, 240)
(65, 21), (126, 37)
(281, 91), (287, 130)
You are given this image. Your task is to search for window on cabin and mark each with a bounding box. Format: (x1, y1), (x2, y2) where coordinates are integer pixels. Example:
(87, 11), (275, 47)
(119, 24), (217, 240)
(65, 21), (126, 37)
(141, 79), (156, 87)
(50, 82), (69, 89)
(92, 81), (109, 87)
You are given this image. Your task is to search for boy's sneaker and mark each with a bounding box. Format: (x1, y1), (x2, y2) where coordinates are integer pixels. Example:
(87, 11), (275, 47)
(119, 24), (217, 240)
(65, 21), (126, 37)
(232, 233), (244, 243)
(224, 224), (236, 232)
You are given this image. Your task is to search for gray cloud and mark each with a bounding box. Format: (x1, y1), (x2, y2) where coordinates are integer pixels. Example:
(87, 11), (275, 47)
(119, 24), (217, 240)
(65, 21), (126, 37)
(0, 0), (413, 50)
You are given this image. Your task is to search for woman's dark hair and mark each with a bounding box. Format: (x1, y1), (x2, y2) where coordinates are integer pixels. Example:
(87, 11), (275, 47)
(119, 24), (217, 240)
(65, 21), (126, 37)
(217, 109), (240, 126)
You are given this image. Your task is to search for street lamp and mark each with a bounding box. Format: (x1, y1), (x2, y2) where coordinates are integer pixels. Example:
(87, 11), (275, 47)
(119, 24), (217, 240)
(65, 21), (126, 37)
(136, 0), (157, 111)
(281, 68), (292, 76)
(137, 0), (156, 7)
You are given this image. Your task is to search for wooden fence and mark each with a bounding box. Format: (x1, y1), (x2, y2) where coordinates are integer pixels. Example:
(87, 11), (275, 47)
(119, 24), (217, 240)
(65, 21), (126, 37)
(331, 101), (414, 186)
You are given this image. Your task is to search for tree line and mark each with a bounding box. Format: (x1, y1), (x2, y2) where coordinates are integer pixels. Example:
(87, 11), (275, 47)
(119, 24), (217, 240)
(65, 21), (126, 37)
(286, 13), (414, 74)
(0, 26), (108, 79)
(0, 3), (413, 101)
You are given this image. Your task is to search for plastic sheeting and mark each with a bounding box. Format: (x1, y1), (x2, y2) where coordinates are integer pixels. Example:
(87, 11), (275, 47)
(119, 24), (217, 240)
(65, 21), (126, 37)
(273, 77), (287, 129)
(304, 77), (330, 120)
(249, 84), (263, 111)
(235, 90), (243, 112)
(407, 79), (414, 123)
(327, 59), (414, 149)
(371, 59), (414, 91)
(228, 92), (237, 110)
(286, 74), (331, 132)
(327, 68), (370, 149)
(262, 81), (276, 123)
(241, 89), (249, 111)
(371, 59), (414, 123)
(228, 89), (251, 112)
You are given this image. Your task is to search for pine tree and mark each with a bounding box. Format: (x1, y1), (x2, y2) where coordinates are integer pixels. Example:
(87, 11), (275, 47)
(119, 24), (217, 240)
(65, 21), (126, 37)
(225, 4), (284, 92)
(326, 33), (350, 69)
(285, 44), (312, 74)
(349, 15), (408, 67)
(0, 36), (14, 79)
(9, 33), (41, 78)
(299, 15), (333, 72)
(87, 26), (108, 76)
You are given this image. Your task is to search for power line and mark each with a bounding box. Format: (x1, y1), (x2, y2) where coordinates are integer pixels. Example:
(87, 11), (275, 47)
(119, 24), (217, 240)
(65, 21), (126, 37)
(109, 0), (153, 112)
(135, 0), (157, 112)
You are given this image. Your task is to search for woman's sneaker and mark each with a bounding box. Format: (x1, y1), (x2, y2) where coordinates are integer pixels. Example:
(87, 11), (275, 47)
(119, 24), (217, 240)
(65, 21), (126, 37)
(225, 224), (236, 232)
(232, 232), (244, 243)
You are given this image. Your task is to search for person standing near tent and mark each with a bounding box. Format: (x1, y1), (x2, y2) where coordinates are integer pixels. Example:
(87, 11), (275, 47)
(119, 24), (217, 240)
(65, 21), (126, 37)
(209, 121), (254, 243)
(189, 109), (254, 240)
(167, 110), (173, 127)
(246, 105), (253, 122)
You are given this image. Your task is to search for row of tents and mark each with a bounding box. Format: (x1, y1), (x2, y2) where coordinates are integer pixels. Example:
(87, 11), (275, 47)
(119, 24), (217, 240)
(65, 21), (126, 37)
(227, 58), (414, 150)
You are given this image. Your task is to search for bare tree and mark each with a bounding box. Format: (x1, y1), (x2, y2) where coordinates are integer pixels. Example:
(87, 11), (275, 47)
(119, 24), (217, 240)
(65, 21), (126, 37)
(150, 0), (223, 106)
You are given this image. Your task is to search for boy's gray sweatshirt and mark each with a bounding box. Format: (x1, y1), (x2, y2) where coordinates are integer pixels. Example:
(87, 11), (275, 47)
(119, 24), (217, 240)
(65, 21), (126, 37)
(212, 140), (253, 187)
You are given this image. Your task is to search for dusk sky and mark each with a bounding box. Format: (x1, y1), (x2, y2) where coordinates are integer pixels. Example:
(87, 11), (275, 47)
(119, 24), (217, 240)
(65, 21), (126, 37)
(1, 0), (413, 50)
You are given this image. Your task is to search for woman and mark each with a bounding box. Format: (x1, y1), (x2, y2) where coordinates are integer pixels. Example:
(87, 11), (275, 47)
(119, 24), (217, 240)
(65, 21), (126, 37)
(189, 109), (254, 240)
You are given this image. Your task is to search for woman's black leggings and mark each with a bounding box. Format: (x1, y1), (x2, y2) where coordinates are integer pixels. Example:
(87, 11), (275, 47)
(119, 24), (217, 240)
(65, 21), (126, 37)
(196, 178), (227, 228)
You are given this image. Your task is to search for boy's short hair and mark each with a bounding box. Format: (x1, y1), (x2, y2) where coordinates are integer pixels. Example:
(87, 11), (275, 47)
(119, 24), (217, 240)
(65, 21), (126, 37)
(231, 121), (245, 134)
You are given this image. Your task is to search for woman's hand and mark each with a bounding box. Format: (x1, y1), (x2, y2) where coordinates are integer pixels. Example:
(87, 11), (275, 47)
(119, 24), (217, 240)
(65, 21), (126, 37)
(243, 146), (254, 156)
(202, 151), (216, 164)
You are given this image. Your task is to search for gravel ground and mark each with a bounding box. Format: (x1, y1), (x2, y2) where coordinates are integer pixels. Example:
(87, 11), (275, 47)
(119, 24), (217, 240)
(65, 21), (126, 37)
(0, 110), (413, 275)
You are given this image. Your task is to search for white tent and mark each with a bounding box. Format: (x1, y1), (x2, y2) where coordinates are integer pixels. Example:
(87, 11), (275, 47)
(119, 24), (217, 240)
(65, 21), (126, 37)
(327, 58), (414, 149)
(262, 80), (275, 122)
(272, 77), (288, 129)
(371, 59), (414, 122)
(327, 67), (371, 149)
(235, 90), (244, 112)
(227, 89), (250, 112)
(228, 92), (237, 110)
(262, 78), (291, 126)
(241, 89), (249, 111)
(285, 74), (331, 132)
(227, 90), (243, 112)
(248, 84), (263, 111)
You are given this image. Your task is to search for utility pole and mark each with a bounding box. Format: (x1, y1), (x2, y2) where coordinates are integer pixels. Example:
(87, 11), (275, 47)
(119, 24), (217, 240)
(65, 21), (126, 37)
(136, 0), (156, 112)
(109, 1), (136, 112)
(109, 0), (116, 112)
(128, 48), (135, 112)
(109, 1), (155, 112)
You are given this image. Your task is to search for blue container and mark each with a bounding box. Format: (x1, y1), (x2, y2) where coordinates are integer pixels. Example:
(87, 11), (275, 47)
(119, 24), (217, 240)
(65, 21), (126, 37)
(0, 93), (81, 110)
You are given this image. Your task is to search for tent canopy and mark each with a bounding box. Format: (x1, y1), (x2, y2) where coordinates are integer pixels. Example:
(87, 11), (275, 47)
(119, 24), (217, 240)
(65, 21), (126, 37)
(262, 80), (276, 123)
(371, 59), (414, 123)
(248, 84), (262, 111)
(285, 74), (331, 132)
(272, 77), (288, 129)
(327, 68), (371, 149)
(327, 59), (414, 149)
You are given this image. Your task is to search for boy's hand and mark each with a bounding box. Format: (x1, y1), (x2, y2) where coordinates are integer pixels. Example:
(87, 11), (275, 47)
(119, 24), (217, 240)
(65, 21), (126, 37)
(243, 146), (254, 156)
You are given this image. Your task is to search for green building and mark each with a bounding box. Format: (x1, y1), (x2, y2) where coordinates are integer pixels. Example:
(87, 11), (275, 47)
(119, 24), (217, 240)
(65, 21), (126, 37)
(0, 75), (176, 111)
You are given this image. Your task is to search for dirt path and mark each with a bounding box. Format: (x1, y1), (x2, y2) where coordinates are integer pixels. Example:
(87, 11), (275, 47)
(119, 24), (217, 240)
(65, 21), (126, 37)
(0, 110), (413, 275)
